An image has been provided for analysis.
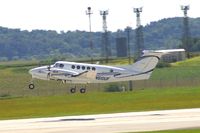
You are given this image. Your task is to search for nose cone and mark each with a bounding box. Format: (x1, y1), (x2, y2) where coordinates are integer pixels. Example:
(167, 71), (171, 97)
(29, 67), (39, 77)
(29, 66), (49, 80)
(29, 67), (41, 75)
(29, 68), (34, 75)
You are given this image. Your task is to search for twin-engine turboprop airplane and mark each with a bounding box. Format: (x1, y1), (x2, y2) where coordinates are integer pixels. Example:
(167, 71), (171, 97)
(29, 52), (162, 93)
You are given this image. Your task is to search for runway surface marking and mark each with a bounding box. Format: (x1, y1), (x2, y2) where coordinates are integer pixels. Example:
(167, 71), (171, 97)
(0, 108), (200, 133)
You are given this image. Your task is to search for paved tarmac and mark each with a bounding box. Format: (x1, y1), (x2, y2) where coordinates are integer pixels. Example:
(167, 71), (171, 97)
(1, 108), (200, 133)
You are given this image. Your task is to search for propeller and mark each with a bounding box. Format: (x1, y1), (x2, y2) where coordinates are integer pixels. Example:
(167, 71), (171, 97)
(47, 63), (51, 79)
(47, 64), (51, 71)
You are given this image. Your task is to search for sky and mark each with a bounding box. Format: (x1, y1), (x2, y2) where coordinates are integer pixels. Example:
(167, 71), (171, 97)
(0, 0), (198, 32)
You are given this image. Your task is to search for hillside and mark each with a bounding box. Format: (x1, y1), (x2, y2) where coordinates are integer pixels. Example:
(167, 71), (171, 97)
(0, 17), (200, 60)
(143, 17), (200, 49)
(172, 56), (200, 66)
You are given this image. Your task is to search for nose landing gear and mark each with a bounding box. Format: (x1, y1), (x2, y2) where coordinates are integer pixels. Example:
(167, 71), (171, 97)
(28, 83), (35, 89)
(28, 78), (35, 89)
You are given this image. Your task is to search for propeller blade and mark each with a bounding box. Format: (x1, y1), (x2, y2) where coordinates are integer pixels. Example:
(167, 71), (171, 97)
(47, 65), (51, 71)
(47, 64), (51, 79)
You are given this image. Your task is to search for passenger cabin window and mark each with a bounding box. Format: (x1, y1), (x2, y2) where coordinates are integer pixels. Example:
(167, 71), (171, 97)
(87, 66), (90, 70)
(72, 65), (75, 69)
(110, 69), (114, 72)
(77, 66), (80, 69)
(82, 66), (85, 70)
(92, 67), (96, 71)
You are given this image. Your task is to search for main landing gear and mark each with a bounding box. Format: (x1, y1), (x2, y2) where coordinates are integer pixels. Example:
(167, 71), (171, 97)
(70, 86), (86, 94)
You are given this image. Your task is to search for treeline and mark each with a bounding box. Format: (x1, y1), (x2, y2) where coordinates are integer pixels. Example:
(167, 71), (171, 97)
(0, 17), (200, 61)
(0, 29), (102, 60)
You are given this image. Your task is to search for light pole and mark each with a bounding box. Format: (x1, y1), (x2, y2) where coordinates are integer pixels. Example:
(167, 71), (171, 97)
(100, 10), (110, 63)
(126, 26), (131, 64)
(181, 5), (190, 58)
(133, 7), (144, 60)
(86, 7), (93, 63)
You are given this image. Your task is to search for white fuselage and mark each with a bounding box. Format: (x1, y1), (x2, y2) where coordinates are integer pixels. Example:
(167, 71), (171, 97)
(29, 61), (152, 84)
(29, 53), (161, 84)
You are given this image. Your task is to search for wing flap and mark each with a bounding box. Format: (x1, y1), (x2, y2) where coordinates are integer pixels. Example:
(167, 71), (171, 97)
(77, 71), (97, 79)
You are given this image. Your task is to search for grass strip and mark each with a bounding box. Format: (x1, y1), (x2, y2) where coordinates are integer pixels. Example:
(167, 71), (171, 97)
(136, 128), (200, 133)
(0, 87), (200, 120)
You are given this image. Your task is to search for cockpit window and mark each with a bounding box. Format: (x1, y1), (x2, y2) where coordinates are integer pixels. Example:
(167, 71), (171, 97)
(59, 64), (64, 68)
(54, 63), (64, 68)
(54, 63), (59, 68)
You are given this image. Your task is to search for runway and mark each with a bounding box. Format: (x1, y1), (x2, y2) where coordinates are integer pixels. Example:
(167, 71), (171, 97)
(1, 108), (200, 133)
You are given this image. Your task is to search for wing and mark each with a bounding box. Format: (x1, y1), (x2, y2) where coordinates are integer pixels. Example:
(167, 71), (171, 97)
(74, 70), (97, 79)
(50, 68), (79, 77)
(50, 68), (97, 80)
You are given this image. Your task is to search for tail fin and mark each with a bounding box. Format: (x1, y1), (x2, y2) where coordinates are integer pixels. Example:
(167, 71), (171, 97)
(131, 52), (162, 73)
(119, 52), (162, 80)
(115, 52), (162, 80)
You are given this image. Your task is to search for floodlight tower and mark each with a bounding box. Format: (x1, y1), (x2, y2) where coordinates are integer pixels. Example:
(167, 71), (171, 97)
(125, 26), (133, 91)
(86, 7), (93, 63)
(100, 10), (108, 32)
(133, 7), (144, 60)
(181, 5), (191, 58)
(134, 7), (142, 28)
(100, 10), (111, 63)
(181, 5), (189, 17)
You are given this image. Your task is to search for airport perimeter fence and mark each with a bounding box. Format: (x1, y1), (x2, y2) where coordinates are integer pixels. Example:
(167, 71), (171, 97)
(1, 77), (200, 98)
(1, 67), (200, 98)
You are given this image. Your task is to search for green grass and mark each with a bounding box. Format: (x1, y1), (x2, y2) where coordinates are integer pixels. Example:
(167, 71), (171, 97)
(172, 56), (200, 67)
(137, 129), (200, 133)
(152, 56), (200, 80)
(0, 57), (200, 120)
(151, 66), (200, 80)
(0, 60), (39, 69)
(0, 87), (200, 120)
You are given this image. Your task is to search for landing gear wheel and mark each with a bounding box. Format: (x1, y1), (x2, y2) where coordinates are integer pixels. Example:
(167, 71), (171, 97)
(29, 84), (35, 89)
(70, 88), (76, 93)
(80, 88), (86, 93)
